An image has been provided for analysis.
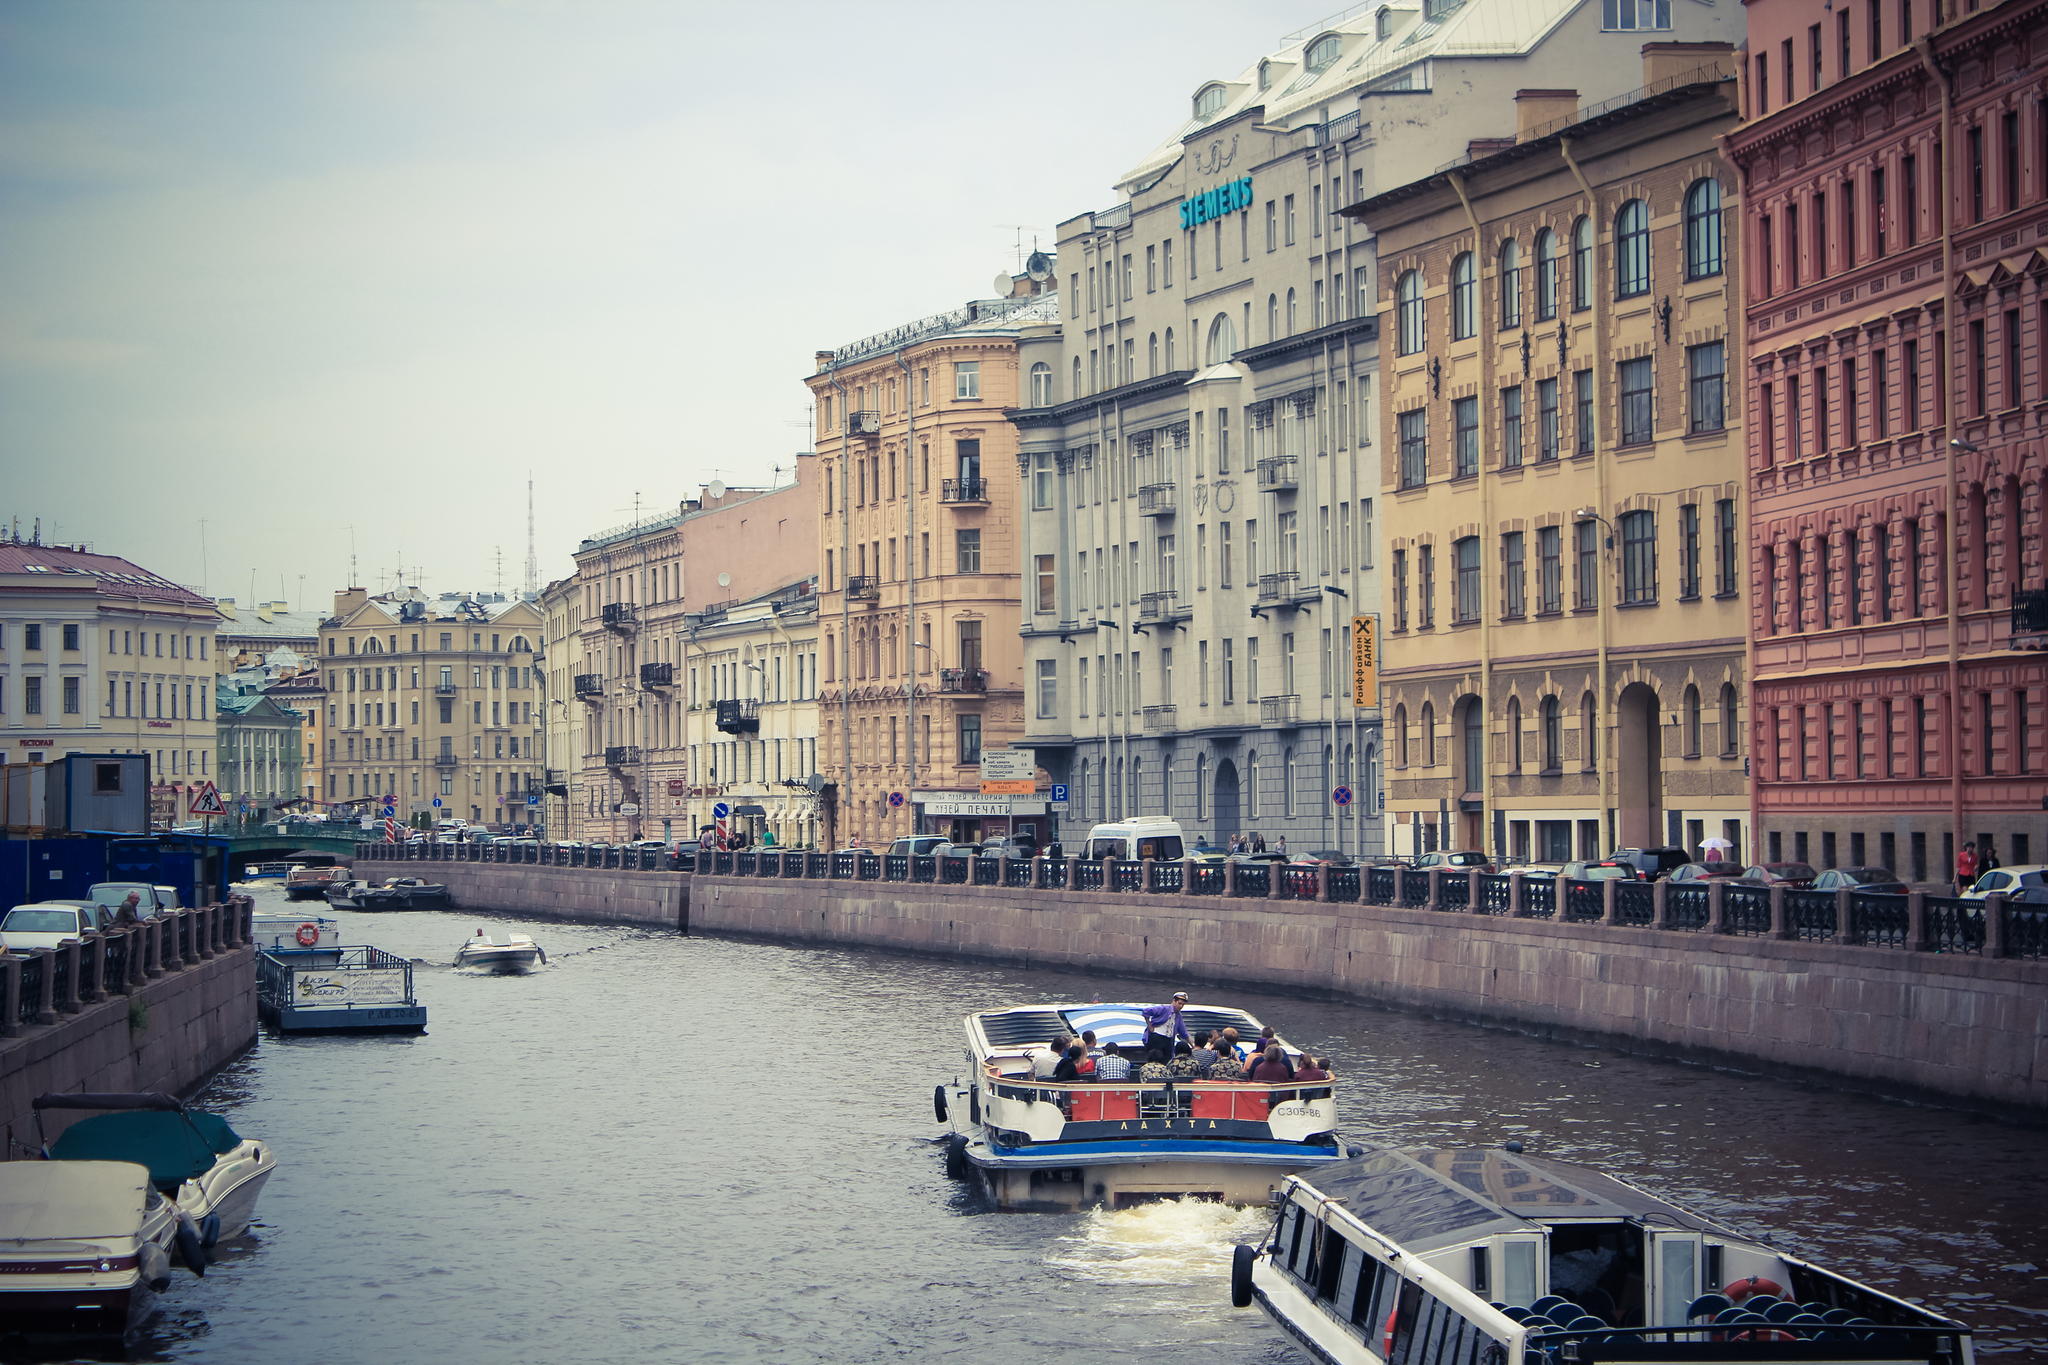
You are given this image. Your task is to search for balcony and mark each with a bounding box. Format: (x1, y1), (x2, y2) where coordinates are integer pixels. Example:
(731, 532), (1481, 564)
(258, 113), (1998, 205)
(1257, 454), (1299, 491)
(573, 673), (603, 700)
(605, 745), (641, 768)
(1138, 590), (1190, 624)
(433, 753), (458, 769)
(602, 602), (639, 634)
(1256, 571), (1316, 607)
(846, 576), (880, 602)
(639, 661), (674, 689)
(1137, 482), (1177, 517)
(1260, 694), (1302, 727)
(848, 410), (881, 438)
(939, 477), (988, 504)
(433, 682), (457, 697)
(1141, 703), (1178, 732)
(2014, 589), (2048, 650)
(937, 666), (988, 693)
(715, 698), (760, 734)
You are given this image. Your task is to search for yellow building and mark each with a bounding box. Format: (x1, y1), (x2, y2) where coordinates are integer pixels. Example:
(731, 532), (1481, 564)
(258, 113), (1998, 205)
(807, 279), (1054, 847)
(316, 588), (546, 827)
(536, 575), (581, 839)
(1346, 46), (1749, 862)
(680, 579), (821, 848)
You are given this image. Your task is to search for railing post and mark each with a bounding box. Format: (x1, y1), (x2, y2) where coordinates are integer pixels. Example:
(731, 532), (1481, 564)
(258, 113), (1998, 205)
(143, 918), (165, 977)
(1600, 878), (1619, 923)
(1139, 858), (1155, 894)
(1834, 887), (1856, 944)
(54, 942), (81, 1014)
(1269, 861), (1285, 900)
(1707, 880), (1727, 933)
(1464, 869), (1481, 913)
(1906, 891), (1927, 950)
(1223, 859), (1238, 898)
(77, 935), (104, 1004)
(1102, 856), (1117, 892)
(1507, 871), (1525, 915)
(1768, 885), (1789, 939)
(0, 954), (20, 1037)
(1315, 864), (1330, 903)
(1985, 892), (2008, 957)
(160, 912), (184, 972)
(1426, 868), (1442, 910)
(1651, 879), (1669, 928)
(1181, 857), (1196, 898)
(32, 948), (57, 1025)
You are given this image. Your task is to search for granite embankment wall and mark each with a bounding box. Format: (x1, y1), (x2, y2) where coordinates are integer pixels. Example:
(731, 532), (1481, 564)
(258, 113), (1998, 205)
(1, 902), (258, 1156)
(421, 862), (2046, 1111)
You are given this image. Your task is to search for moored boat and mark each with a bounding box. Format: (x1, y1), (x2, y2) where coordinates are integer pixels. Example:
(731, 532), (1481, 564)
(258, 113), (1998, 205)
(284, 865), (347, 901)
(0, 1160), (195, 1344)
(251, 912), (341, 950)
(244, 861), (294, 880)
(36, 1093), (277, 1249)
(327, 876), (450, 910)
(454, 928), (546, 973)
(256, 943), (428, 1032)
(938, 1002), (1348, 1210)
(1230, 1144), (1975, 1364)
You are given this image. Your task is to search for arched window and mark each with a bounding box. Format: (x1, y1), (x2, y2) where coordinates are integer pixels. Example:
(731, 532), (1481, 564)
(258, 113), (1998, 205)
(1281, 288), (1295, 333)
(1147, 333), (1159, 375)
(1077, 758), (1091, 821)
(1420, 701), (1438, 767)
(1450, 252), (1476, 339)
(1394, 703), (1410, 767)
(1684, 179), (1724, 279)
(1305, 33), (1341, 72)
(1506, 695), (1524, 771)
(1580, 691), (1599, 769)
(1129, 756), (1142, 814)
(1267, 294), (1280, 339)
(1164, 327), (1177, 369)
(1534, 228), (1558, 319)
(1160, 754), (1174, 816)
(1028, 362), (1054, 406)
(1193, 84), (1229, 120)
(1498, 239), (1523, 329)
(1459, 696), (1485, 793)
(1541, 696), (1562, 771)
(1396, 270), (1424, 355)
(1206, 313), (1237, 363)
(1615, 199), (1649, 297)
(1720, 682), (1740, 756)
(1071, 357), (1082, 397)
(1364, 744), (1379, 813)
(1258, 59), (1273, 90)
(1195, 751), (1209, 821)
(1571, 216), (1593, 310)
(1683, 683), (1702, 756)
(1245, 750), (1260, 821)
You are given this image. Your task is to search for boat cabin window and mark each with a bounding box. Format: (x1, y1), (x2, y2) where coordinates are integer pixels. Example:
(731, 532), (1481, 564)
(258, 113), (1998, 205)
(1499, 1238), (1539, 1309)
(1388, 1279), (1495, 1365)
(1275, 1205), (1480, 1360)
(1547, 1223), (1643, 1327)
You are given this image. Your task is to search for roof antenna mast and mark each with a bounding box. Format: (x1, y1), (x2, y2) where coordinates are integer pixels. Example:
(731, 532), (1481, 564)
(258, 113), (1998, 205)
(525, 473), (539, 598)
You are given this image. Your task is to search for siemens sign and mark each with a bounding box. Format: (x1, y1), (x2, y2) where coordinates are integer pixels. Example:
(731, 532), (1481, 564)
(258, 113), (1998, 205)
(1179, 176), (1253, 230)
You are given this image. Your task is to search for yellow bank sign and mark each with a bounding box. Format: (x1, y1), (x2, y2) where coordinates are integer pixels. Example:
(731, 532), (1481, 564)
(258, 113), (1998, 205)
(1351, 615), (1378, 708)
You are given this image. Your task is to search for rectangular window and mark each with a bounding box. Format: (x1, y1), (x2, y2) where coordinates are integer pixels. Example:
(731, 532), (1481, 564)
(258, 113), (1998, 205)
(1222, 638), (1236, 702)
(1538, 526), (1563, 614)
(956, 528), (981, 574)
(1417, 546), (1435, 629)
(1452, 396), (1479, 477)
(62, 676), (79, 714)
(1814, 362), (1831, 450)
(1574, 520), (1600, 609)
(1621, 511), (1657, 605)
(1680, 503), (1702, 599)
(1034, 554), (1056, 612)
(1284, 194), (1296, 245)
(1035, 660), (1057, 720)
(1904, 339), (1922, 428)
(1688, 341), (1726, 433)
(61, 624), (79, 651)
(1574, 369), (1594, 453)
(953, 362), (980, 399)
(1873, 165), (1888, 257)
(1503, 532), (1527, 618)
(1501, 385), (1523, 469)
(1537, 377), (1559, 461)
(1392, 550), (1409, 631)
(1619, 356), (1654, 445)
(1453, 538), (1481, 624)
(1901, 153), (1918, 246)
(25, 676), (42, 714)
(957, 714), (982, 765)
(1398, 409), (1428, 488)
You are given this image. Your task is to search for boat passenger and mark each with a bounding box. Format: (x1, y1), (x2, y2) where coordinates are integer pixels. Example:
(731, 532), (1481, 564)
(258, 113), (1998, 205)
(1292, 1056), (1330, 1083)
(1052, 1044), (1084, 1082)
(1094, 1042), (1132, 1081)
(1079, 1029), (1102, 1056)
(1031, 1037), (1074, 1080)
(1138, 1055), (1172, 1083)
(1140, 992), (1193, 1057)
(1073, 1046), (1097, 1079)
(1210, 1053), (1246, 1080)
(1244, 1047), (1295, 1083)
(1187, 1031), (1221, 1077)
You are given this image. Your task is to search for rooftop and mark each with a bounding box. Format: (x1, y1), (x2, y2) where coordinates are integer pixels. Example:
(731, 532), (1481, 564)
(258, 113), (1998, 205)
(0, 539), (212, 609)
(818, 293), (1061, 373)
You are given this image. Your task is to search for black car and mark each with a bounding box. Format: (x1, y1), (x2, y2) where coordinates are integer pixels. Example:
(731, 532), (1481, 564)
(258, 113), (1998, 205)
(1609, 846), (1693, 881)
(1811, 866), (1909, 894)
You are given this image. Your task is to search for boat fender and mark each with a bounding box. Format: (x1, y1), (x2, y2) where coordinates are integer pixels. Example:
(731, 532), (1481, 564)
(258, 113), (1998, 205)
(295, 922), (320, 947)
(968, 1087), (981, 1128)
(1724, 1275), (1785, 1303)
(1230, 1243), (1257, 1308)
(174, 1212), (207, 1276)
(139, 1241), (172, 1293)
(199, 1213), (222, 1249)
(942, 1132), (970, 1180)
(933, 1084), (949, 1123)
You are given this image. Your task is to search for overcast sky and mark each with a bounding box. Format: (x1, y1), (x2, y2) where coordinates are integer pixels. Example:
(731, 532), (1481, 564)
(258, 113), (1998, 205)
(1, 0), (1304, 610)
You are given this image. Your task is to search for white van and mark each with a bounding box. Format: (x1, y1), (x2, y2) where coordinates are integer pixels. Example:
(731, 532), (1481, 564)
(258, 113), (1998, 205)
(1084, 817), (1186, 862)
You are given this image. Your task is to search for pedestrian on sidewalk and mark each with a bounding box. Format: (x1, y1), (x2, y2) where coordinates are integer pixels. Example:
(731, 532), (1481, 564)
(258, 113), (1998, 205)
(1956, 841), (1977, 895)
(1979, 837), (2000, 876)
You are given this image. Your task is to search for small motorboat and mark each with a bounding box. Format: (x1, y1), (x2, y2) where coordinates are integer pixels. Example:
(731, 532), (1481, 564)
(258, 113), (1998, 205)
(454, 928), (546, 973)
(250, 912), (341, 950)
(327, 876), (450, 911)
(284, 865), (347, 901)
(0, 1159), (198, 1344)
(36, 1093), (278, 1248)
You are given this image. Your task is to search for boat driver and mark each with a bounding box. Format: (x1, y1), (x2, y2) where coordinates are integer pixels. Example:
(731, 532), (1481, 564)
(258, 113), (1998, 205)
(1140, 992), (1193, 1057)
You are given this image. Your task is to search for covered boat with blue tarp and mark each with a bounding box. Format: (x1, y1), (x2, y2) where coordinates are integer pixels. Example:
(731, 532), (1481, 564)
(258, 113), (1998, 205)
(36, 1092), (277, 1251)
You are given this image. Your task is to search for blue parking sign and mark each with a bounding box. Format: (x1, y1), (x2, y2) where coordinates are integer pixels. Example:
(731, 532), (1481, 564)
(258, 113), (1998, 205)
(1049, 783), (1069, 803)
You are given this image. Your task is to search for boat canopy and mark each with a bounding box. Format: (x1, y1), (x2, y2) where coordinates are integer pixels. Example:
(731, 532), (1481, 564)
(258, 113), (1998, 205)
(972, 1003), (1269, 1054)
(1307, 1148), (1735, 1256)
(0, 1160), (153, 1240)
(47, 1111), (244, 1192)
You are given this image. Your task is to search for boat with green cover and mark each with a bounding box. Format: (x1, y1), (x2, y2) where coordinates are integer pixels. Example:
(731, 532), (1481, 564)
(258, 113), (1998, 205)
(36, 1093), (277, 1249)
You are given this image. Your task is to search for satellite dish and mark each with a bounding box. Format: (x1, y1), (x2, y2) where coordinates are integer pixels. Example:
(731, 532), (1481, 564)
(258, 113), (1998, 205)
(994, 272), (1015, 296)
(805, 773), (825, 792)
(1025, 251), (1054, 282)
(707, 479), (727, 499)
(717, 571), (732, 588)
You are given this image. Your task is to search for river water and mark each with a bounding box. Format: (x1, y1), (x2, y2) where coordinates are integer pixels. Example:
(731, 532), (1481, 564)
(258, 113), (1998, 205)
(78, 886), (2048, 1362)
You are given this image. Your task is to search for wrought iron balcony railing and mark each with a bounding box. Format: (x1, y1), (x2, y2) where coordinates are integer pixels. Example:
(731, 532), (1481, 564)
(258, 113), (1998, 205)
(573, 673), (603, 698)
(1257, 454), (1299, 490)
(715, 698), (760, 734)
(2013, 588), (2048, 649)
(1137, 482), (1177, 517)
(1260, 694), (1302, 727)
(433, 682), (457, 696)
(846, 576), (880, 602)
(937, 667), (988, 693)
(602, 602), (639, 632)
(639, 661), (674, 689)
(1256, 570), (1313, 606)
(939, 478), (988, 503)
(604, 745), (641, 768)
(1141, 703), (1178, 732)
(433, 753), (459, 768)
(1138, 590), (1188, 623)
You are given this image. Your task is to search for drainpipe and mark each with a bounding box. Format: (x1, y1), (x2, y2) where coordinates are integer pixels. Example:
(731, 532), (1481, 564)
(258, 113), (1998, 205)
(1559, 134), (1616, 853)
(897, 348), (918, 839)
(1447, 168), (1497, 861)
(1915, 35), (1965, 866)
(830, 374), (853, 849)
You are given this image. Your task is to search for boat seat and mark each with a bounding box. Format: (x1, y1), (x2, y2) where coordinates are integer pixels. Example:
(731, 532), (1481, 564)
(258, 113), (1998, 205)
(1684, 1293), (1731, 1321)
(1763, 1301), (1803, 1323)
(1562, 1315), (1607, 1331)
(1820, 1308), (1857, 1324)
(1529, 1296), (1573, 1318)
(1740, 1295), (1783, 1315)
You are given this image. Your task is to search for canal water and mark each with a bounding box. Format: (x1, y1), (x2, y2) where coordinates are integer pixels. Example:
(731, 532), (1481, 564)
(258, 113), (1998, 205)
(94, 886), (2048, 1361)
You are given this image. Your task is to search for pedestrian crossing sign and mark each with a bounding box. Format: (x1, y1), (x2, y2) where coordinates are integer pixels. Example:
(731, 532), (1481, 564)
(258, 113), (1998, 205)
(187, 781), (228, 817)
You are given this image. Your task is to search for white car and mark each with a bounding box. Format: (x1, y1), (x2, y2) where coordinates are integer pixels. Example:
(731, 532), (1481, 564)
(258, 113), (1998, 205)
(1962, 865), (2048, 899)
(0, 904), (100, 953)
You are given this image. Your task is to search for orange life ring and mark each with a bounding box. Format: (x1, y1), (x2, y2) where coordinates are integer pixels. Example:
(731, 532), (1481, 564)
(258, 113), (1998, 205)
(295, 923), (321, 947)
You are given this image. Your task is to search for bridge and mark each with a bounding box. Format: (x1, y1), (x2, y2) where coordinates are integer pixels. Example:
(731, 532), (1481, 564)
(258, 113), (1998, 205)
(217, 830), (359, 873)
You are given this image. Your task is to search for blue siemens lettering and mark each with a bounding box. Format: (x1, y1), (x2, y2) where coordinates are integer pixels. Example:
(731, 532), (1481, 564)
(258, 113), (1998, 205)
(1178, 176), (1253, 231)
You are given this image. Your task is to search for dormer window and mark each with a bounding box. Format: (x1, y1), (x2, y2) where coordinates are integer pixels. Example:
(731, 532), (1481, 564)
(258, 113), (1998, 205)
(1194, 84), (1229, 119)
(1258, 59), (1272, 90)
(1376, 6), (1393, 39)
(1305, 34), (1341, 72)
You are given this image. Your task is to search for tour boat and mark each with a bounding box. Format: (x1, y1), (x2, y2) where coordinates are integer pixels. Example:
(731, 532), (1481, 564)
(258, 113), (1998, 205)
(243, 861), (294, 881)
(936, 1002), (1348, 1210)
(251, 912), (340, 950)
(0, 1160), (193, 1343)
(1229, 1144), (1976, 1364)
(37, 1093), (278, 1249)
(284, 865), (347, 901)
(454, 928), (546, 973)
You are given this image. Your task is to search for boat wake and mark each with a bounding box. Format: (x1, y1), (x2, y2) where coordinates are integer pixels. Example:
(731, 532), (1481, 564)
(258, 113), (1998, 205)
(1044, 1199), (1268, 1290)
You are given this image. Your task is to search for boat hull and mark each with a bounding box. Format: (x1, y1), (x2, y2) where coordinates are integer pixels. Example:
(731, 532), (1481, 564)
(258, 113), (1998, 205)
(959, 1136), (1347, 1211)
(455, 947), (542, 972)
(0, 1280), (153, 1344)
(182, 1142), (276, 1243)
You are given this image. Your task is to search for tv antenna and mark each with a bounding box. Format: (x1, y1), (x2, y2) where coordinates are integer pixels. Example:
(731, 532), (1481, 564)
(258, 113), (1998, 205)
(524, 473), (539, 597)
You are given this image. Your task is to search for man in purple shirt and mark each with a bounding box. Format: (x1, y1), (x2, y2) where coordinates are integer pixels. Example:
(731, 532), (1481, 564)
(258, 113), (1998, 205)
(1140, 991), (1192, 1058)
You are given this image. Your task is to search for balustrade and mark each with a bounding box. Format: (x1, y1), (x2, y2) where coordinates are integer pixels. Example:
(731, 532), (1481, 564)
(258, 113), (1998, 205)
(1518, 875), (1556, 918)
(1110, 861), (1143, 893)
(1561, 879), (1605, 923)
(1722, 885), (1772, 936)
(1782, 889), (1839, 942)
(1921, 897), (1985, 954)
(1612, 881), (1655, 927)
(1664, 884), (1711, 931)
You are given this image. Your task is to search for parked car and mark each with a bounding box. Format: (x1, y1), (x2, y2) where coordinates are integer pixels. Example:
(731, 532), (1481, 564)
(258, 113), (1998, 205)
(1664, 861), (1751, 884)
(1291, 850), (1356, 867)
(1507, 862), (1567, 880)
(1413, 850), (1497, 873)
(976, 836), (1039, 860)
(1962, 865), (2048, 900)
(1609, 846), (1693, 881)
(85, 883), (165, 917)
(0, 904), (100, 953)
(1811, 866), (1909, 894)
(886, 836), (957, 858)
(1737, 862), (1819, 888)
(1558, 859), (1639, 882)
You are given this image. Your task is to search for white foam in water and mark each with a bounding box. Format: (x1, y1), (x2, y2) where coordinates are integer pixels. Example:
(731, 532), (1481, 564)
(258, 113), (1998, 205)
(1045, 1199), (1271, 1292)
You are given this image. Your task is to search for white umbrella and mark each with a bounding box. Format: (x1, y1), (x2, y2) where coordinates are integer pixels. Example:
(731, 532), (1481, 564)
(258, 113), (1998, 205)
(1701, 836), (1733, 850)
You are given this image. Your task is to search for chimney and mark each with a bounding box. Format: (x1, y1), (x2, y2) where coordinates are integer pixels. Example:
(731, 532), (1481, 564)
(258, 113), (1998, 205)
(333, 587), (368, 616)
(815, 350), (836, 369)
(1642, 40), (1736, 87)
(1466, 136), (1516, 162)
(1514, 89), (1579, 143)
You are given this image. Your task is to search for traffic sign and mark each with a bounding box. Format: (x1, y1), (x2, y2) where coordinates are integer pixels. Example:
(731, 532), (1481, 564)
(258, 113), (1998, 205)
(711, 801), (731, 819)
(432, 797), (443, 808)
(187, 782), (227, 817)
(887, 791), (905, 808)
(619, 802), (641, 816)
(527, 793), (541, 807)
(1331, 785), (1354, 806)
(1049, 784), (1069, 803)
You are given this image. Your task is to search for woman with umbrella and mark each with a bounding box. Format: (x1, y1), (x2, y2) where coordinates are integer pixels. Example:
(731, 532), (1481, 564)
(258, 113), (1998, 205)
(1700, 834), (1733, 864)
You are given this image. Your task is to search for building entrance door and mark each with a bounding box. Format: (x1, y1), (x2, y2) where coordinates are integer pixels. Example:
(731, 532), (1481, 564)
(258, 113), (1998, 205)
(1616, 681), (1662, 847)
(1212, 758), (1240, 844)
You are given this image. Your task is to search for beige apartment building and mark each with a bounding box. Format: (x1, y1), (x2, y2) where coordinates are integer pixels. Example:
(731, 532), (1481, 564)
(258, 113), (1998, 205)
(680, 580), (821, 848)
(316, 589), (545, 827)
(536, 575), (581, 839)
(808, 281), (1051, 848)
(1347, 47), (1749, 862)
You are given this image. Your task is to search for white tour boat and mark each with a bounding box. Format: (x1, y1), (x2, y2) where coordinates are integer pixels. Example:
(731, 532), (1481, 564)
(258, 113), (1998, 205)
(937, 1001), (1349, 1210)
(37, 1093), (278, 1250)
(0, 1160), (198, 1344)
(1230, 1143), (1975, 1364)
(454, 928), (546, 973)
(251, 912), (341, 950)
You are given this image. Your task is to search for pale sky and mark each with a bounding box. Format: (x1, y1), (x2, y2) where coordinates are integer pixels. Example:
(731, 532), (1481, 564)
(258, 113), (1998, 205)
(1, 0), (1305, 610)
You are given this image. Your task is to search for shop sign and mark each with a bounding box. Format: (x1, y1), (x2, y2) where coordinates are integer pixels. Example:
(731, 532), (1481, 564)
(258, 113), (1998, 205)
(914, 792), (1050, 817)
(1351, 614), (1379, 707)
(1179, 175), (1254, 230)
(17, 738), (53, 748)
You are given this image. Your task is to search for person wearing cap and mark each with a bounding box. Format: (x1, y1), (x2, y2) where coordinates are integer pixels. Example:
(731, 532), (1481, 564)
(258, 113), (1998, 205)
(1139, 992), (1193, 1057)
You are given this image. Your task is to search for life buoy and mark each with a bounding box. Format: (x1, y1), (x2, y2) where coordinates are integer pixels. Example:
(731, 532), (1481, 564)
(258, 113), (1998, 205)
(1231, 1243), (1257, 1308)
(295, 923), (321, 947)
(1724, 1275), (1785, 1303)
(1383, 1305), (1400, 1357)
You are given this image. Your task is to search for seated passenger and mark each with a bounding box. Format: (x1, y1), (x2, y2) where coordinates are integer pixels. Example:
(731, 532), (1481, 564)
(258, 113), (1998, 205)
(1094, 1041), (1133, 1081)
(1052, 1044), (1084, 1082)
(1244, 1046), (1295, 1083)
(1209, 1052), (1246, 1080)
(1079, 1029), (1102, 1057)
(1074, 1046), (1098, 1078)
(1292, 1055), (1331, 1082)
(1138, 1052), (1172, 1083)
(1031, 1036), (1073, 1080)
(1188, 1030), (1221, 1076)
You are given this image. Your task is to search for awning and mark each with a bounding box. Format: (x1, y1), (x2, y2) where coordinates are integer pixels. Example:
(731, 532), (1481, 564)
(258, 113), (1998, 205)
(734, 804), (769, 817)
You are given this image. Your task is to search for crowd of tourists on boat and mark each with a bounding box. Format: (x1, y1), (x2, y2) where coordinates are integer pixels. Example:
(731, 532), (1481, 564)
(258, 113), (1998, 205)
(1017, 993), (1333, 1086)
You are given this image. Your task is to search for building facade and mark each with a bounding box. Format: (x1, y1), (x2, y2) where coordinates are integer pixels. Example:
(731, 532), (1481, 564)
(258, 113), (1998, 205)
(0, 538), (221, 818)
(1011, 1), (1740, 854)
(536, 575), (580, 840)
(316, 589), (545, 827)
(215, 677), (305, 815)
(679, 580), (822, 848)
(213, 599), (322, 675)
(1726, 0), (2048, 880)
(809, 287), (1046, 848)
(1350, 48), (1748, 862)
